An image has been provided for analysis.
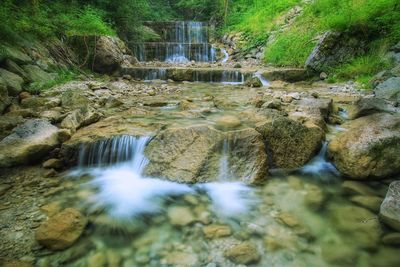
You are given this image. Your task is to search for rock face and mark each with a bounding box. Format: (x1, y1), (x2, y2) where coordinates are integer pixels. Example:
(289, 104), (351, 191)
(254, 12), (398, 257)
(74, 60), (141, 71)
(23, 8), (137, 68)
(374, 77), (400, 102)
(256, 114), (324, 169)
(380, 181), (400, 231)
(93, 36), (136, 74)
(328, 113), (400, 179)
(144, 125), (268, 184)
(306, 31), (366, 72)
(35, 208), (87, 250)
(0, 119), (61, 168)
(60, 106), (101, 132)
(22, 65), (56, 84)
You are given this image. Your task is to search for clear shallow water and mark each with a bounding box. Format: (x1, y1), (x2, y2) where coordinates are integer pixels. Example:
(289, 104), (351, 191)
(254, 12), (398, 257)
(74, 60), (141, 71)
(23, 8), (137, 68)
(36, 85), (399, 267)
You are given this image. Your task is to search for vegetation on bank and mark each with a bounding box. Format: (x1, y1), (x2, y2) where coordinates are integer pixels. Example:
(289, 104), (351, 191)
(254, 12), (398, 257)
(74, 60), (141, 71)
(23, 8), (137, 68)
(225, 0), (399, 85)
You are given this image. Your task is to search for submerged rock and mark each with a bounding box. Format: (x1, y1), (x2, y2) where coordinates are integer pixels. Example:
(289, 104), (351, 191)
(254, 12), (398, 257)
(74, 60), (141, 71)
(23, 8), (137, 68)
(329, 204), (381, 250)
(0, 119), (61, 168)
(256, 114), (324, 169)
(224, 242), (260, 264)
(215, 115), (241, 130)
(328, 113), (400, 179)
(167, 206), (196, 226)
(35, 208), (87, 250)
(202, 224), (232, 239)
(380, 181), (400, 231)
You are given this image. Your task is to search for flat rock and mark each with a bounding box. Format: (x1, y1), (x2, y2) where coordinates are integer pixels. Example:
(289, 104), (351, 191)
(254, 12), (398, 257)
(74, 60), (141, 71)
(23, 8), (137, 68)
(0, 119), (61, 168)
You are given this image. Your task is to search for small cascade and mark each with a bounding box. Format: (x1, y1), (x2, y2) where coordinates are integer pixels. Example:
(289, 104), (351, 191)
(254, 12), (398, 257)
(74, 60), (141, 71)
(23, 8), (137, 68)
(78, 135), (149, 169)
(218, 139), (230, 181)
(300, 142), (340, 179)
(253, 72), (270, 87)
(132, 21), (216, 63)
(220, 48), (229, 63)
(221, 70), (244, 85)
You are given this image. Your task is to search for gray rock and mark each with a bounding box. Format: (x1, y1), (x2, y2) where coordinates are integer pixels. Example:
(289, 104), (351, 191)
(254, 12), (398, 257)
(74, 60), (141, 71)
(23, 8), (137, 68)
(375, 77), (400, 102)
(0, 119), (61, 167)
(245, 76), (262, 87)
(380, 181), (400, 231)
(61, 90), (89, 108)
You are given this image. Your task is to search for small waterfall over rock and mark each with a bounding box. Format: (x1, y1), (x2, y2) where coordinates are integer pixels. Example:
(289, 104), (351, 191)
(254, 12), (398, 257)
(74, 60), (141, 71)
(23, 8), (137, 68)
(218, 139), (230, 181)
(78, 135), (150, 169)
(221, 70), (244, 85)
(220, 48), (229, 63)
(132, 21), (216, 63)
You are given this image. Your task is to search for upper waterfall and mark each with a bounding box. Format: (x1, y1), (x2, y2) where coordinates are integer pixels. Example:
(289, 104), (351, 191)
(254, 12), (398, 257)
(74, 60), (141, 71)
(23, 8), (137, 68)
(132, 21), (216, 63)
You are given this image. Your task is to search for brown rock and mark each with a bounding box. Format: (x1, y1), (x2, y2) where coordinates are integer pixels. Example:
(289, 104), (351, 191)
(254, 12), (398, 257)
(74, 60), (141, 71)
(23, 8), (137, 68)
(224, 242), (260, 264)
(35, 208), (87, 250)
(202, 224), (232, 239)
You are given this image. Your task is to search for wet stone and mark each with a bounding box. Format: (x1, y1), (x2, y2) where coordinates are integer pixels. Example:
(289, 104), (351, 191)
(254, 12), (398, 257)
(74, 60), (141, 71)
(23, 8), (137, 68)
(224, 242), (261, 265)
(167, 206), (196, 226)
(381, 232), (400, 246)
(202, 224), (232, 239)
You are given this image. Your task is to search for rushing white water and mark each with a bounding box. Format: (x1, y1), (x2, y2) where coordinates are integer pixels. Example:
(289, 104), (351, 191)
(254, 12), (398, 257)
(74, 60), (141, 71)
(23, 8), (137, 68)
(72, 135), (254, 219)
(220, 48), (229, 63)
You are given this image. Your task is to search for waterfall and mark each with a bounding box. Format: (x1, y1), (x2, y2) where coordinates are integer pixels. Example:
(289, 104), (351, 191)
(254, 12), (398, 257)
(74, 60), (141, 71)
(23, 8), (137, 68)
(78, 135), (150, 170)
(133, 21), (216, 63)
(221, 70), (244, 85)
(300, 142), (340, 180)
(253, 72), (270, 87)
(220, 48), (229, 63)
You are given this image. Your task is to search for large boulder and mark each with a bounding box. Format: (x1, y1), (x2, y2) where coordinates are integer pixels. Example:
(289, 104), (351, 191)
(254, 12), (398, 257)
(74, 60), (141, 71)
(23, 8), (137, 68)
(35, 208), (87, 250)
(0, 68), (24, 96)
(93, 36), (136, 74)
(380, 181), (400, 231)
(374, 77), (400, 102)
(255, 114), (324, 169)
(0, 119), (61, 168)
(305, 31), (367, 72)
(144, 125), (268, 184)
(328, 113), (400, 179)
(60, 106), (102, 132)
